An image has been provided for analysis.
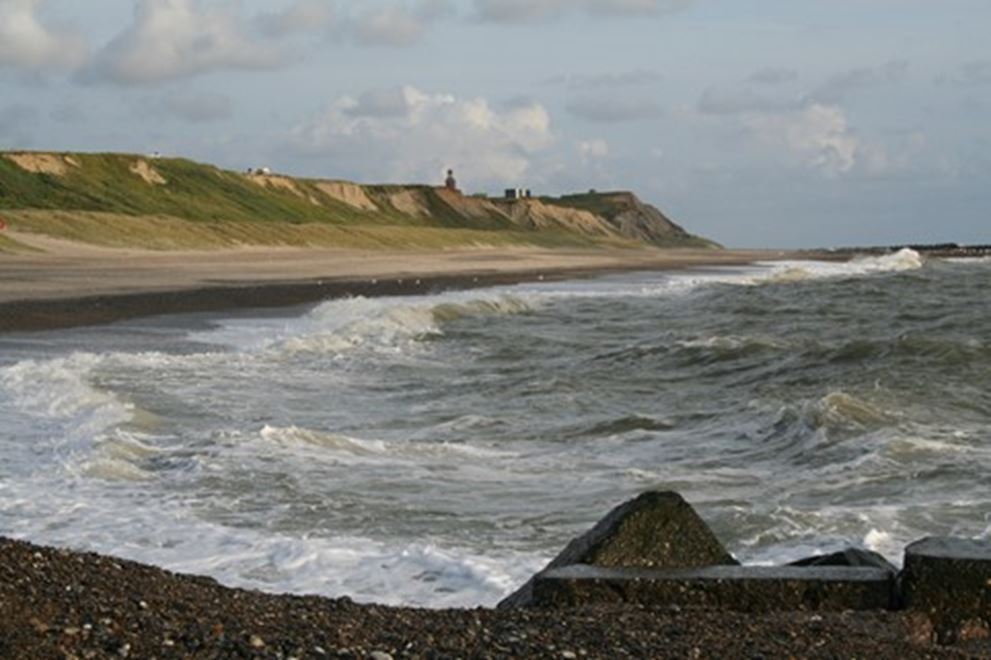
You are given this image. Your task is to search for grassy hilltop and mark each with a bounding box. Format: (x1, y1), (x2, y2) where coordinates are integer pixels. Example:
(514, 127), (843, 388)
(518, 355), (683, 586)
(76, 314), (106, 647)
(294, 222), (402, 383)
(0, 151), (716, 252)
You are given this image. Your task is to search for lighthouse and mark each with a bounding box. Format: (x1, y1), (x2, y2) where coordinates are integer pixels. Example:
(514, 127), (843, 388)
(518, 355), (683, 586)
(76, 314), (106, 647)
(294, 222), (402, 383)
(444, 168), (459, 192)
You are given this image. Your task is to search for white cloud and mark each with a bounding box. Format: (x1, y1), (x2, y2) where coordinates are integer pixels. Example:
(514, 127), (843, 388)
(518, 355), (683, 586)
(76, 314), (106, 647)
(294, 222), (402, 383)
(0, 0), (88, 73)
(578, 138), (609, 163)
(290, 85), (553, 185)
(87, 0), (282, 85)
(748, 103), (860, 177)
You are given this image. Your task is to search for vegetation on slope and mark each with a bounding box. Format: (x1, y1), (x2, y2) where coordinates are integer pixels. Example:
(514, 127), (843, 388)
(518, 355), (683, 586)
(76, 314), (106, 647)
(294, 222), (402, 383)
(0, 151), (716, 251)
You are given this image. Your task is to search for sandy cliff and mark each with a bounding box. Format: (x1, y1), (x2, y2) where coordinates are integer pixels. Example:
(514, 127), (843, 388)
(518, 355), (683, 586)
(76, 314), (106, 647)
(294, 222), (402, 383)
(0, 151), (716, 251)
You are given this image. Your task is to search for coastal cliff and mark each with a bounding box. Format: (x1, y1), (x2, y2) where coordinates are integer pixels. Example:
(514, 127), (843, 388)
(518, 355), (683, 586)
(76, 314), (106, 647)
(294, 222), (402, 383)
(0, 151), (716, 251)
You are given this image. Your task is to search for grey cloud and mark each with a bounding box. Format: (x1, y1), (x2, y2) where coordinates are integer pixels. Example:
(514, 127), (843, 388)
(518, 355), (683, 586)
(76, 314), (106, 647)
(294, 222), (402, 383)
(345, 1), (454, 47)
(748, 67), (798, 85)
(474, 0), (691, 23)
(939, 60), (991, 85)
(353, 6), (425, 47)
(586, 0), (693, 15)
(473, 0), (568, 23)
(416, 0), (456, 21)
(84, 0), (283, 86)
(814, 60), (908, 102)
(255, 0), (334, 37)
(0, 0), (88, 74)
(548, 70), (663, 89)
(697, 87), (804, 116)
(567, 95), (663, 122)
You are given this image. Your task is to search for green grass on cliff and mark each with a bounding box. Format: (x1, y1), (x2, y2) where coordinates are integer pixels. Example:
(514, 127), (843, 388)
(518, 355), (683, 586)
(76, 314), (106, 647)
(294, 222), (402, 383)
(0, 154), (371, 225)
(0, 151), (714, 251)
(0, 154), (516, 230)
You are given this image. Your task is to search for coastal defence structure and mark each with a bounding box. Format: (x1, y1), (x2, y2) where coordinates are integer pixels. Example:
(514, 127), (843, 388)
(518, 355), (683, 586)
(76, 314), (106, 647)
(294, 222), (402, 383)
(501, 490), (991, 645)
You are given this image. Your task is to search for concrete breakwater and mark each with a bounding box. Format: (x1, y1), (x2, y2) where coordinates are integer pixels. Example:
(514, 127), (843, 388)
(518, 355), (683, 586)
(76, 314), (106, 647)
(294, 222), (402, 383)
(828, 243), (991, 258)
(502, 491), (991, 645)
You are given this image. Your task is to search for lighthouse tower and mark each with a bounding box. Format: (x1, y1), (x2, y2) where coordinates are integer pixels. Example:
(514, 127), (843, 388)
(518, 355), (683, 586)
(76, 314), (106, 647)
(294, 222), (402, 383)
(444, 168), (459, 192)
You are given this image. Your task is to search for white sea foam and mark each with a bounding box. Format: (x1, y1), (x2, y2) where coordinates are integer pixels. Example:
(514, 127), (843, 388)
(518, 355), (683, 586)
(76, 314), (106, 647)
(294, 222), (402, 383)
(260, 425), (515, 461)
(191, 292), (536, 358)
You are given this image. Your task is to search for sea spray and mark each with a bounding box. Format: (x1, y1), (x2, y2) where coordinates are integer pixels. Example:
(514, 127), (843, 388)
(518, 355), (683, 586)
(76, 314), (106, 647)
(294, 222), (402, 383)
(0, 255), (988, 608)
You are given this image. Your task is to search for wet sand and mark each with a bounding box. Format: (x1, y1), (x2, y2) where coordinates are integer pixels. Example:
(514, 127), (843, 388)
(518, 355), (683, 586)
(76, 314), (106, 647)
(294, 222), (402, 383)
(0, 236), (802, 332)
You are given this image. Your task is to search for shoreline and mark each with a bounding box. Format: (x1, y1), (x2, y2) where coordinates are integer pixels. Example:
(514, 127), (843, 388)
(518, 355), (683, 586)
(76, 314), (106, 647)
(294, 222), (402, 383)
(0, 535), (951, 658)
(0, 244), (812, 333)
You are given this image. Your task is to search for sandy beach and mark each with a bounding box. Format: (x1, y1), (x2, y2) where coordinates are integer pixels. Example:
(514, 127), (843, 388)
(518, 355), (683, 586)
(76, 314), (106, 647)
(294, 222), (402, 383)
(0, 232), (799, 332)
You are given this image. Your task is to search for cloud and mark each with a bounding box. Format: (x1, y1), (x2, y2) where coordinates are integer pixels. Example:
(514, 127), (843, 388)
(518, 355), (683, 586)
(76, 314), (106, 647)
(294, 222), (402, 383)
(290, 85), (553, 185)
(547, 69), (663, 89)
(343, 87), (413, 118)
(697, 87), (802, 116)
(255, 0), (334, 37)
(813, 60), (908, 102)
(748, 67), (798, 86)
(0, 0), (88, 73)
(328, 1), (454, 47)
(577, 138), (609, 163)
(86, 0), (282, 85)
(747, 103), (860, 177)
(938, 60), (991, 86)
(567, 95), (663, 122)
(473, 0), (691, 23)
(352, 6), (426, 46)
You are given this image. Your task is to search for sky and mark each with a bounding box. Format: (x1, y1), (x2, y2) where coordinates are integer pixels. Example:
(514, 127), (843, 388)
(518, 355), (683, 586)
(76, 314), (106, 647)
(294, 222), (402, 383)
(0, 0), (989, 248)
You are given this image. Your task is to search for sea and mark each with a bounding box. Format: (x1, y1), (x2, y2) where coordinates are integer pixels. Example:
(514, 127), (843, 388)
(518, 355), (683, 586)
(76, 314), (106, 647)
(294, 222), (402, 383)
(1, 249), (989, 608)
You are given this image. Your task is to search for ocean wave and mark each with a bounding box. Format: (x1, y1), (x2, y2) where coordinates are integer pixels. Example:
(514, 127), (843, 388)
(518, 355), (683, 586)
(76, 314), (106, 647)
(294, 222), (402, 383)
(751, 248), (923, 285)
(0, 353), (134, 448)
(810, 334), (989, 365)
(279, 293), (534, 356)
(161, 531), (542, 608)
(259, 425), (514, 460)
(673, 334), (790, 363)
(805, 391), (893, 430)
(585, 414), (677, 436)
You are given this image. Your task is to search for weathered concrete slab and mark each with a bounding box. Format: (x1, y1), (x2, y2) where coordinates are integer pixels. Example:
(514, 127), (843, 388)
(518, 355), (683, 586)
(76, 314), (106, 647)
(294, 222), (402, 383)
(499, 491), (737, 608)
(901, 537), (991, 643)
(532, 564), (896, 612)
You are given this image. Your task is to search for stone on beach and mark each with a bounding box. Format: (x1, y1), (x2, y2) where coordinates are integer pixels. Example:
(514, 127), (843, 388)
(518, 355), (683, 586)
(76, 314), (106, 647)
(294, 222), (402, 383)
(498, 491), (737, 608)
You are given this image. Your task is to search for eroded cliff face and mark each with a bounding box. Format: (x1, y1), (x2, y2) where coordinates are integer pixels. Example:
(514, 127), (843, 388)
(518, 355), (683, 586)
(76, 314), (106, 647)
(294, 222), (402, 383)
(415, 187), (710, 246)
(1, 151), (717, 248)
